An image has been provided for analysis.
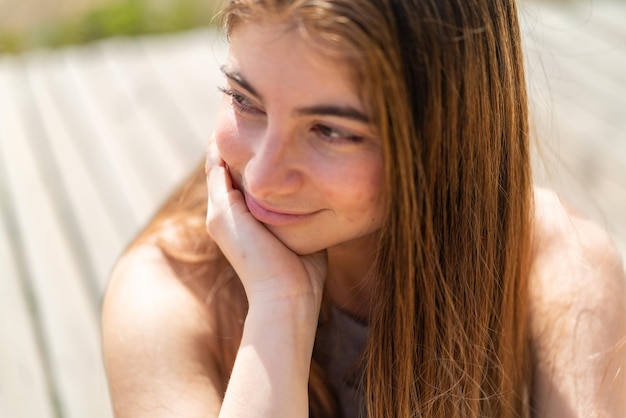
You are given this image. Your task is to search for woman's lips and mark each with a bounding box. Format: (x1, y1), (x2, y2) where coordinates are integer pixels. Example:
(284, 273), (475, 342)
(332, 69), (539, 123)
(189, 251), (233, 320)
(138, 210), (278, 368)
(243, 191), (320, 227)
(225, 166), (319, 226)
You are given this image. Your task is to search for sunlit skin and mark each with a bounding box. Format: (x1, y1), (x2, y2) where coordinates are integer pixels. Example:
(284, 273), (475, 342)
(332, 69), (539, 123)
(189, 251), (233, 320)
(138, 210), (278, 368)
(101, 16), (626, 418)
(211, 20), (386, 317)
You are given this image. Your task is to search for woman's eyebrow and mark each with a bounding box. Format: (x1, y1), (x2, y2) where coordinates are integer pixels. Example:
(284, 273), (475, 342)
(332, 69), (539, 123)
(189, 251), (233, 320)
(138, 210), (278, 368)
(220, 65), (262, 98)
(220, 65), (369, 123)
(295, 105), (370, 123)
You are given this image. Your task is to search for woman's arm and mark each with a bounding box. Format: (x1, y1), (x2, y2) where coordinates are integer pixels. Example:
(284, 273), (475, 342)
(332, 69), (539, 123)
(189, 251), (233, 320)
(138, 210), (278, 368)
(103, 222), (325, 418)
(205, 138), (327, 417)
(103, 138), (327, 417)
(530, 190), (626, 417)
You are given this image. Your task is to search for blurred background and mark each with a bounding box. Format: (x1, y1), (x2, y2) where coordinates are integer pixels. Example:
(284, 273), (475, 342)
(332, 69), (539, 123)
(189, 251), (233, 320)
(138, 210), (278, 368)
(0, 1), (625, 417)
(0, 0), (222, 53)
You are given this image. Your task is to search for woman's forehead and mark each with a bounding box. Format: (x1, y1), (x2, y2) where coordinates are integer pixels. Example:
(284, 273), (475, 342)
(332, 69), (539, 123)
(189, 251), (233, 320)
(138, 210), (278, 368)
(227, 20), (364, 101)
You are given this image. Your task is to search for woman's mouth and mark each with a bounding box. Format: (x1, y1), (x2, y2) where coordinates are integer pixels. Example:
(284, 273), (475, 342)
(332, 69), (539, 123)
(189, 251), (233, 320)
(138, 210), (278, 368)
(224, 165), (321, 226)
(243, 191), (320, 227)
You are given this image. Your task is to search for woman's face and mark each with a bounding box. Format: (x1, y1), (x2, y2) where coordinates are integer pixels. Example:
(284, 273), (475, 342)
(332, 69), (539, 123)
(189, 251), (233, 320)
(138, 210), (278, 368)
(214, 19), (385, 255)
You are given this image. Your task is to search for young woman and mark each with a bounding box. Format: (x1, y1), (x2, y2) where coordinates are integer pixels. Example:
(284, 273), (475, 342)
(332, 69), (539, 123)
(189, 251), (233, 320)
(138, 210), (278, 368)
(101, 0), (626, 417)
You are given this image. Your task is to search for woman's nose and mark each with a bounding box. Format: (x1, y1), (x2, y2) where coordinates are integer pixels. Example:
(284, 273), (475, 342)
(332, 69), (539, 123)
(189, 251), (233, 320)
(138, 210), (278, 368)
(244, 130), (303, 198)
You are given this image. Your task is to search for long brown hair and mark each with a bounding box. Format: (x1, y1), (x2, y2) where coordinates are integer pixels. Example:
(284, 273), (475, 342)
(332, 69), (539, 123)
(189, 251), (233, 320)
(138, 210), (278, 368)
(137, 0), (533, 416)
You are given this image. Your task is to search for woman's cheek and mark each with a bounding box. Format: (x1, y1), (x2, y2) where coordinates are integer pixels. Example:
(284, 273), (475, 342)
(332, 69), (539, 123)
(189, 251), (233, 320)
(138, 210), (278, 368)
(214, 111), (249, 169)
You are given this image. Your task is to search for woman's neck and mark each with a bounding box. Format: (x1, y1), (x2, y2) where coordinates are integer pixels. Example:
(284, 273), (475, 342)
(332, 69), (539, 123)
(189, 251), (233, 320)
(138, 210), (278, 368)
(325, 233), (379, 324)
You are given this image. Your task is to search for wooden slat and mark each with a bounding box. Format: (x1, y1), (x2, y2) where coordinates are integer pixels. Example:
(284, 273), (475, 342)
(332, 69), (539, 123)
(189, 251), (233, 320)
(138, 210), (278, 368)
(100, 37), (205, 171)
(60, 45), (156, 229)
(0, 57), (113, 418)
(60, 37), (214, 228)
(0, 60), (55, 418)
(0, 210), (56, 418)
(138, 29), (229, 151)
(0, 223), (57, 413)
(20, 50), (125, 295)
(0, 32), (227, 418)
(26, 47), (140, 240)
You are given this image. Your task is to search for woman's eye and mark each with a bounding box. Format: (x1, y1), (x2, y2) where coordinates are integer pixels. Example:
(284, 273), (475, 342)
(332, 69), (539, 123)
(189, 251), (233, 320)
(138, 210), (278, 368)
(218, 87), (263, 115)
(312, 124), (363, 144)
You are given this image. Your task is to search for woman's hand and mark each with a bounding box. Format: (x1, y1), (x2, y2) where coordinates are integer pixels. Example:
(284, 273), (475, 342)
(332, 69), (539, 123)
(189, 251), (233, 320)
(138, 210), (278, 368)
(205, 135), (327, 311)
(205, 135), (325, 417)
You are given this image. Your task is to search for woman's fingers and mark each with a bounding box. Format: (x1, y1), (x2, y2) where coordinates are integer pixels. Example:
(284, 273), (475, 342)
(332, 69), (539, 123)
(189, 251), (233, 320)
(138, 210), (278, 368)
(205, 135), (249, 235)
(205, 134), (327, 304)
(205, 156), (254, 261)
(205, 144), (293, 279)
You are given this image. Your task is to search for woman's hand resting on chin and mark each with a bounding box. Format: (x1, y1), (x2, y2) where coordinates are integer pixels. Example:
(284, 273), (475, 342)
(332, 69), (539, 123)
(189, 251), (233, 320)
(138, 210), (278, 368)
(205, 135), (328, 314)
(205, 134), (326, 417)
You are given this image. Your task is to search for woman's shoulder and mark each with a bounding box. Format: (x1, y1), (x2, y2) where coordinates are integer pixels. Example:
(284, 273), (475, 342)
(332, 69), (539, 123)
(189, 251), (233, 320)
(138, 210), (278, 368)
(104, 237), (216, 315)
(530, 187), (625, 303)
(103, 231), (244, 335)
(529, 187), (625, 333)
(529, 187), (626, 416)
(101, 236), (246, 414)
(102, 241), (219, 358)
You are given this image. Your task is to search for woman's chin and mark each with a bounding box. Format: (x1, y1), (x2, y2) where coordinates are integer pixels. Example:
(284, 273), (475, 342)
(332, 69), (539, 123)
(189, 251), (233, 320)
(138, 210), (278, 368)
(281, 238), (326, 256)
(267, 228), (326, 256)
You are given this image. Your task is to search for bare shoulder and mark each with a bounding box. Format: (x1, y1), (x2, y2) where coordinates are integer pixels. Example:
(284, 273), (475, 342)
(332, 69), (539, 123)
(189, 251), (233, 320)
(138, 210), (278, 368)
(529, 187), (626, 417)
(531, 188), (625, 304)
(531, 188), (626, 311)
(103, 242), (218, 347)
(102, 241), (239, 417)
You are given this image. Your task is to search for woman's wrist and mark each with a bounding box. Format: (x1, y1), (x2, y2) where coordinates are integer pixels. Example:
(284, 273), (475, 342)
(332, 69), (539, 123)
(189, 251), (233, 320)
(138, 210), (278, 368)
(246, 294), (322, 336)
(219, 298), (319, 417)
